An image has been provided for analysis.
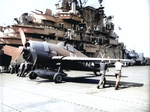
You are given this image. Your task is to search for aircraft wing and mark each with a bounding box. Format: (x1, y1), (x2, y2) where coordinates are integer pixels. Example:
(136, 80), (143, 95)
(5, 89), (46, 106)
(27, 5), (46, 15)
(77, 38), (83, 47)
(52, 56), (133, 74)
(62, 57), (114, 62)
(53, 56), (123, 62)
(52, 56), (133, 64)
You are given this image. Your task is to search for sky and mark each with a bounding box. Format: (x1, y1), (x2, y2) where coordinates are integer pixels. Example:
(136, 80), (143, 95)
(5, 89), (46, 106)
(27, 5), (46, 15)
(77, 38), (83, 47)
(0, 0), (149, 57)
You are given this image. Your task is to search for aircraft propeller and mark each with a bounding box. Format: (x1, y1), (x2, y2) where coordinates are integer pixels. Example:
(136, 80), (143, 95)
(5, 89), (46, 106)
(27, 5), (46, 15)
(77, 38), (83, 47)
(3, 28), (26, 62)
(4, 45), (23, 61)
(4, 28), (37, 68)
(18, 28), (26, 47)
(19, 28), (38, 68)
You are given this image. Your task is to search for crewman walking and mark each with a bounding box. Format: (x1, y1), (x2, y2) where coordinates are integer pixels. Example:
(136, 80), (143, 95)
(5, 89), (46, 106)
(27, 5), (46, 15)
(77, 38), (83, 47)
(97, 60), (108, 89)
(114, 58), (123, 90)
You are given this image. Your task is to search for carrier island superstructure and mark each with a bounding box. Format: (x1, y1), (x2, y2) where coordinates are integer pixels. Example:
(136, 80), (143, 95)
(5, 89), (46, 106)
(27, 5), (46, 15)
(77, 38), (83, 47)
(0, 0), (127, 61)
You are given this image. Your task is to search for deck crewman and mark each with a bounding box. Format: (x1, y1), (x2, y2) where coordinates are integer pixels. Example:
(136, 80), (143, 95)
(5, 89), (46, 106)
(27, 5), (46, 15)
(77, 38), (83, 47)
(97, 60), (108, 89)
(114, 58), (123, 90)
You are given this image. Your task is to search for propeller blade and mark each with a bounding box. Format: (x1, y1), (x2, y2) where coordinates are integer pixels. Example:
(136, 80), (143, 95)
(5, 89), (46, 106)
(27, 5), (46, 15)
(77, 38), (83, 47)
(31, 52), (37, 70)
(4, 45), (23, 61)
(18, 28), (26, 46)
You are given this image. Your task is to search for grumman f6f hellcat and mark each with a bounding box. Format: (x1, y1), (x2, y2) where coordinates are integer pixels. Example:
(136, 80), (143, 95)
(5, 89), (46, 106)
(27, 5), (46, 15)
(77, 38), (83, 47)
(4, 28), (132, 83)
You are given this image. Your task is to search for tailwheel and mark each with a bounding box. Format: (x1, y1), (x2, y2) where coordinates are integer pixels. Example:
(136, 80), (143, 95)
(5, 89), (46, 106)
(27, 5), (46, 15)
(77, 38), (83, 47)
(94, 71), (100, 76)
(53, 73), (63, 83)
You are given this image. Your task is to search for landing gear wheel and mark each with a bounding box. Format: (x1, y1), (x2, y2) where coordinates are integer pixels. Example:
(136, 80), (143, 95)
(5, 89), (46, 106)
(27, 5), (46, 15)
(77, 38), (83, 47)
(29, 72), (37, 79)
(53, 73), (63, 83)
(94, 71), (100, 76)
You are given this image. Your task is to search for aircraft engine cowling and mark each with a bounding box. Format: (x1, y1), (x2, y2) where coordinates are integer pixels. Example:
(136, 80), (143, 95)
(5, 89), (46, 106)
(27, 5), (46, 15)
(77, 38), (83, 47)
(23, 49), (32, 62)
(23, 41), (57, 67)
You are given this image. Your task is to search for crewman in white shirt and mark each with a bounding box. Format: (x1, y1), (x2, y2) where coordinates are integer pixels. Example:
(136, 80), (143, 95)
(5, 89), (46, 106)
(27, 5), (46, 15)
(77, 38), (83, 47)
(114, 58), (123, 90)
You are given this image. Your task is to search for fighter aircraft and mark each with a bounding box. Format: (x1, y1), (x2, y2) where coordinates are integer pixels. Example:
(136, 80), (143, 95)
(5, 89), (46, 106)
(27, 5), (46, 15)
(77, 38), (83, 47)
(4, 28), (132, 83)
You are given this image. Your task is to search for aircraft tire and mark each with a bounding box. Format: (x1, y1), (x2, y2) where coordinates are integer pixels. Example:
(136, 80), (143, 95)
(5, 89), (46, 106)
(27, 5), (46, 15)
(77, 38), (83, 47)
(29, 72), (37, 79)
(123, 62), (127, 67)
(94, 71), (100, 76)
(53, 73), (63, 83)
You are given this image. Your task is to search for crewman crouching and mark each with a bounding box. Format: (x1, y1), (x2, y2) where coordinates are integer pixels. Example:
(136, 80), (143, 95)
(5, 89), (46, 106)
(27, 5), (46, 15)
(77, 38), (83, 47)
(17, 61), (25, 77)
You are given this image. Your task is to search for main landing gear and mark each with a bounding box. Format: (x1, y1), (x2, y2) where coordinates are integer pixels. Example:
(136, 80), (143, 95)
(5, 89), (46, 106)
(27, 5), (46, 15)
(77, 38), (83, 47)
(94, 71), (100, 76)
(53, 64), (67, 83)
(53, 72), (67, 83)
